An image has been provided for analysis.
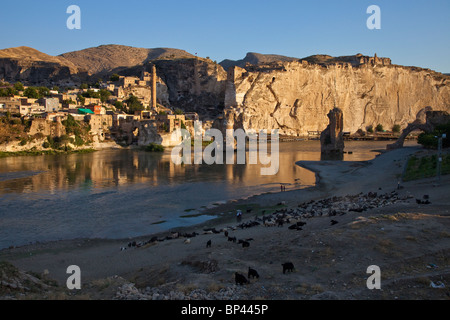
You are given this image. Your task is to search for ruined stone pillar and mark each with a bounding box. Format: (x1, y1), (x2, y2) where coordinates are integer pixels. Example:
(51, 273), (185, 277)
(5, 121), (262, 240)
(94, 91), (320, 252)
(194, 57), (201, 95)
(320, 108), (345, 160)
(152, 64), (157, 110)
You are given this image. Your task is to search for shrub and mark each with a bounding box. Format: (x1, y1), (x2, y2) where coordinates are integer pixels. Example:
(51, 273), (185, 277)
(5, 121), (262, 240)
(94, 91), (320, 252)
(110, 74), (120, 82)
(367, 126), (374, 134)
(74, 135), (84, 146)
(10, 118), (21, 125)
(14, 82), (24, 91)
(42, 141), (50, 149)
(418, 133), (438, 149)
(417, 122), (450, 149)
(392, 124), (401, 133)
(144, 143), (165, 152)
(46, 136), (55, 149)
(376, 124), (384, 132)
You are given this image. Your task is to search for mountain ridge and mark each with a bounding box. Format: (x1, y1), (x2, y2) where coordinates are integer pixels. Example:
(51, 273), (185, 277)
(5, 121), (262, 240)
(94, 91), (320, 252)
(59, 44), (195, 77)
(0, 45), (448, 88)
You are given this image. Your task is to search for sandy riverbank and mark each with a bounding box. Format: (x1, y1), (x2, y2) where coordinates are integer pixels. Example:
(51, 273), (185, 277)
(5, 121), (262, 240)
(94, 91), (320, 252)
(1, 145), (449, 300)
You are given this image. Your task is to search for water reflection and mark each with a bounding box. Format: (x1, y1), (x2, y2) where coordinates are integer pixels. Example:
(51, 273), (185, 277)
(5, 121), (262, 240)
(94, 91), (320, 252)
(0, 143), (319, 195)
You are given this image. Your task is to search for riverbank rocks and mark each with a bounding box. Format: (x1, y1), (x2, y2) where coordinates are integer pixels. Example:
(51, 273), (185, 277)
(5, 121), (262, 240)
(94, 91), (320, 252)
(114, 283), (243, 300)
(248, 191), (412, 229)
(0, 261), (54, 297)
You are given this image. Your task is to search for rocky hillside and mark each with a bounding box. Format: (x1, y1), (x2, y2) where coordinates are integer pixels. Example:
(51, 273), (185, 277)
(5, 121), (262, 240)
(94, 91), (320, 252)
(60, 44), (195, 77)
(119, 57), (227, 119)
(220, 52), (299, 70)
(0, 46), (87, 85)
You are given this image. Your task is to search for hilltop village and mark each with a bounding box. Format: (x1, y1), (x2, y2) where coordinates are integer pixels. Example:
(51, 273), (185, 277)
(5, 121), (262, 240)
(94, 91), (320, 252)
(0, 65), (200, 151)
(1, 47), (449, 153)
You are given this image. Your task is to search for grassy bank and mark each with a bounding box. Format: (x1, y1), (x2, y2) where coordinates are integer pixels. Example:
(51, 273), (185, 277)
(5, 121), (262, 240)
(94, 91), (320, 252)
(0, 148), (96, 158)
(403, 153), (450, 181)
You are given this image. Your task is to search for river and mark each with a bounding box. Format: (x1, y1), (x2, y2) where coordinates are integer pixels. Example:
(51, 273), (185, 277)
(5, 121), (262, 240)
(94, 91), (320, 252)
(0, 140), (417, 249)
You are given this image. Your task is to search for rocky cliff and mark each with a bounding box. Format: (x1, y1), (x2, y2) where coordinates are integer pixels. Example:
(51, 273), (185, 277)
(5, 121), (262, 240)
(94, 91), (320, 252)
(220, 52), (299, 71)
(2, 46), (449, 133)
(0, 47), (88, 86)
(222, 58), (450, 135)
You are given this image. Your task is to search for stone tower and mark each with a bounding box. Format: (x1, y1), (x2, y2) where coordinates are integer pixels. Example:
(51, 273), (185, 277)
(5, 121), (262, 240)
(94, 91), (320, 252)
(194, 57), (201, 95)
(152, 64), (157, 110)
(320, 108), (345, 160)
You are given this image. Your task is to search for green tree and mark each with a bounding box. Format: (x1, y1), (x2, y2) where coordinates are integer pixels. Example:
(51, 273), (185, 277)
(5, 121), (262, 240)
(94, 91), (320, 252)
(24, 87), (39, 99)
(114, 101), (124, 111)
(99, 89), (111, 103)
(63, 99), (76, 105)
(82, 90), (101, 99)
(125, 95), (144, 114)
(80, 83), (89, 90)
(174, 108), (184, 115)
(62, 114), (82, 136)
(0, 88), (14, 97)
(110, 74), (120, 82)
(417, 122), (450, 149)
(77, 94), (86, 106)
(38, 87), (50, 98)
(376, 124), (384, 132)
(392, 124), (401, 133)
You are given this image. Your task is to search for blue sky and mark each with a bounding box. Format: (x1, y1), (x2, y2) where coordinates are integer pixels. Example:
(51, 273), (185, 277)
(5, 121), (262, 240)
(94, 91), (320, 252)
(0, 0), (449, 72)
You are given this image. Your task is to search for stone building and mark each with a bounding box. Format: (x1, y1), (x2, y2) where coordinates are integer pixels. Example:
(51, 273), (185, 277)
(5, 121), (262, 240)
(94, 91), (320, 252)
(120, 76), (139, 88)
(85, 114), (113, 142)
(41, 98), (60, 112)
(155, 114), (186, 133)
(85, 105), (103, 115)
(0, 96), (20, 113)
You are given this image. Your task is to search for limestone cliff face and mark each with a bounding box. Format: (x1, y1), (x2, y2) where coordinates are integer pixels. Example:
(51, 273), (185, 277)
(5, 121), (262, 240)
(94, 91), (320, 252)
(223, 61), (450, 135)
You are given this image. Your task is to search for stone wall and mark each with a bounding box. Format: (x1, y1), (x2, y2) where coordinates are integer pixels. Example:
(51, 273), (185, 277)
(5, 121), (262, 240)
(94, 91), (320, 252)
(29, 118), (65, 137)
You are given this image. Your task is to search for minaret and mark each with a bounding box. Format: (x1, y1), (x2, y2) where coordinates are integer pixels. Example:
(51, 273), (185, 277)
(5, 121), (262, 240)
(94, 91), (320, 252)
(152, 64), (157, 110)
(194, 55), (200, 95)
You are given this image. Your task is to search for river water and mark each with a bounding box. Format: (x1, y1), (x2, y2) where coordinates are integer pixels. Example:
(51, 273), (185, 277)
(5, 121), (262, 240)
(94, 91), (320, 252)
(0, 140), (416, 249)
